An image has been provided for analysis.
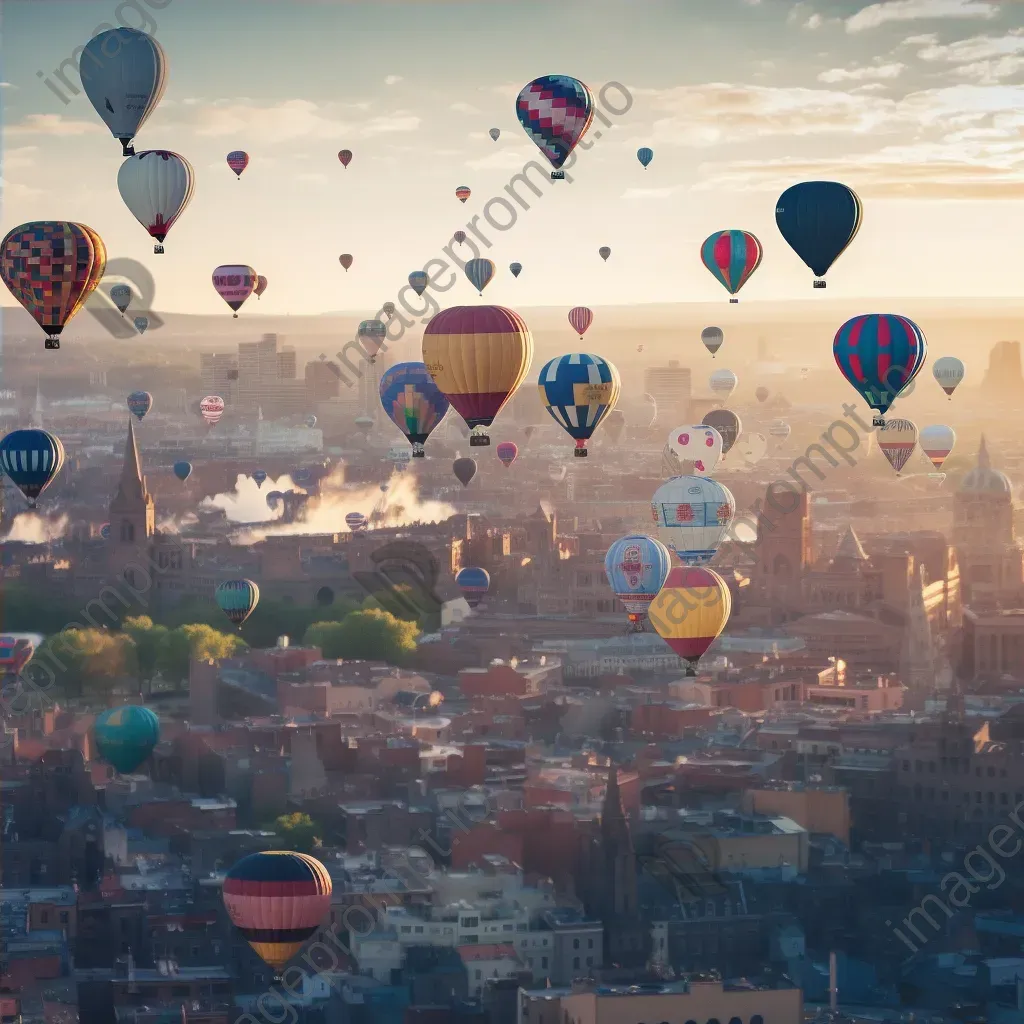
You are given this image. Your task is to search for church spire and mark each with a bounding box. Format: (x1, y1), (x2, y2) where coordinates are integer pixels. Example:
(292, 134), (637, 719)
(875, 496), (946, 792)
(978, 435), (990, 470)
(601, 760), (632, 851)
(116, 417), (148, 503)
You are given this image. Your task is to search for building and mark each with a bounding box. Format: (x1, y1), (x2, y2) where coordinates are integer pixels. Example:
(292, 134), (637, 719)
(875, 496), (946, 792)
(199, 354), (238, 406)
(643, 361), (691, 425)
(236, 334), (305, 417)
(305, 357), (342, 403)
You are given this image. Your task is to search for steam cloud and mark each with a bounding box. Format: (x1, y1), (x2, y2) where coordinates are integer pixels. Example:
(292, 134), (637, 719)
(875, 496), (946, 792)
(2, 513), (69, 544)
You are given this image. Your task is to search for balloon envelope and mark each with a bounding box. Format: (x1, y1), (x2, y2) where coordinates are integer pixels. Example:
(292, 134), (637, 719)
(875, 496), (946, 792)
(456, 567), (490, 608)
(133, 316), (148, 334)
(769, 420), (791, 441)
(127, 391), (152, 421)
(510, 262), (522, 278)
(110, 284), (132, 313)
(227, 151), (249, 177)
(216, 579), (260, 626)
(833, 314), (927, 420)
(409, 271), (428, 296)
(200, 396), (225, 425)
(379, 362), (451, 449)
(453, 457), (477, 487)
(94, 705), (160, 773)
(702, 410), (741, 455)
(358, 320), (388, 362)
(775, 181), (862, 280)
(921, 424), (956, 470)
(496, 441), (518, 467)
(667, 425), (723, 476)
(455, 185), (471, 203)
(338, 150), (352, 167)
(701, 230), (763, 297)
(1, 222), (106, 343)
(345, 512), (367, 531)
(0, 429), (65, 503)
(709, 369), (738, 398)
(734, 432), (768, 467)
(604, 534), (671, 624)
(173, 461), (192, 482)
(755, 386), (770, 403)
(637, 147), (654, 168)
(568, 307), (593, 338)
(212, 266), (257, 314)
(701, 326), (724, 356)
(933, 356), (965, 397)
(878, 418), (919, 474)
(252, 469), (267, 488)
(255, 275), (268, 298)
(80, 28), (166, 153)
(464, 259), (495, 294)
(650, 476), (736, 565)
(223, 851), (332, 971)
(648, 566), (732, 673)
(538, 353), (621, 455)
(339, 254), (353, 271)
(489, 129), (500, 141)
(516, 75), (594, 170)
(118, 151), (195, 246)
(599, 246), (611, 261)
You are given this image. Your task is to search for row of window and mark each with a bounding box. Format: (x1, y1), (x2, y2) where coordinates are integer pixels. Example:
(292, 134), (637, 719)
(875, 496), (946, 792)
(909, 785), (1019, 807)
(903, 758), (1010, 778)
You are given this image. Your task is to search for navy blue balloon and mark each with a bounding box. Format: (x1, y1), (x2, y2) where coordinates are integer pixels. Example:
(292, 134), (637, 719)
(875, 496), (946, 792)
(775, 181), (862, 280)
(173, 460), (192, 482)
(0, 429), (65, 504)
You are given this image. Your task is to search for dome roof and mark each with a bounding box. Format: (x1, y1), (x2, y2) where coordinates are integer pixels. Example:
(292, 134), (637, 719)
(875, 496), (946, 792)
(959, 437), (1012, 495)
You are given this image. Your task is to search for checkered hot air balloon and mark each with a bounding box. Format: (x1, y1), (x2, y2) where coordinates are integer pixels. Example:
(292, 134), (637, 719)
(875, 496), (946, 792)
(379, 362), (450, 458)
(1, 221), (106, 349)
(537, 353), (621, 458)
(516, 75), (594, 173)
(700, 230), (763, 302)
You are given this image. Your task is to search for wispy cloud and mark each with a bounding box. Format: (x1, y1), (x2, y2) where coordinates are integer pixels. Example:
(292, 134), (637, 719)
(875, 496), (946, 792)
(3, 146), (38, 171)
(450, 101), (481, 114)
(6, 113), (101, 136)
(915, 28), (1024, 81)
(384, 75), (403, 86)
(818, 62), (906, 82)
(846, 0), (1001, 33)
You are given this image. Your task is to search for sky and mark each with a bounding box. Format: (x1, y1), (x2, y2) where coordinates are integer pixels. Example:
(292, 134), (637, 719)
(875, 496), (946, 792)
(3, 0), (1024, 317)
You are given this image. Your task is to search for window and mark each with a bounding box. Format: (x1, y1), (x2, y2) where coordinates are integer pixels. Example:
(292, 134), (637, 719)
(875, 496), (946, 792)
(541, 957), (548, 969)
(121, 521), (135, 543)
(475, 969), (481, 980)
(40, 911), (49, 925)
(572, 956), (580, 969)
(462, 916), (479, 928)
(400, 926), (411, 934)
(586, 956), (593, 967)
(414, 926), (423, 934)
(988, 766), (996, 778)
(573, 938), (580, 950)
(751, 1017), (765, 1024)
(587, 937), (594, 949)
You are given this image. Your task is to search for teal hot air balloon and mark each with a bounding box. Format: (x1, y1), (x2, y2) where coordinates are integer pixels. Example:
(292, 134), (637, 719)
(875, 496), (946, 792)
(510, 262), (522, 279)
(94, 705), (160, 774)
(637, 147), (654, 169)
(465, 259), (495, 295)
(379, 362), (451, 457)
(775, 181), (863, 288)
(216, 579), (260, 628)
(173, 461), (192, 482)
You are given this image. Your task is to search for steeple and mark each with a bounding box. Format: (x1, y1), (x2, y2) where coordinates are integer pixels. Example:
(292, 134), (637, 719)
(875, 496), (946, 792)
(601, 760), (633, 851)
(109, 418), (155, 540)
(115, 417), (148, 504)
(978, 435), (990, 470)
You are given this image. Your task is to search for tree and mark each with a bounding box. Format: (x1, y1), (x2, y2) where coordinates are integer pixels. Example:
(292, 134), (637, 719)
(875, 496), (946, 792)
(122, 616), (168, 683)
(302, 608), (418, 665)
(155, 624), (246, 687)
(239, 597), (358, 649)
(269, 812), (322, 854)
(34, 628), (133, 698)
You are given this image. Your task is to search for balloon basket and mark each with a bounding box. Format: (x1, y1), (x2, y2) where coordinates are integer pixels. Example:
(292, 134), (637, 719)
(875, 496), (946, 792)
(813, 280), (826, 289)
(233, 313), (239, 319)
(44, 338), (59, 350)
(120, 141), (135, 157)
(469, 434), (490, 447)
(872, 416), (886, 428)
(551, 171), (565, 180)
(153, 244), (164, 254)
(412, 449), (425, 459)
(729, 299), (738, 304)
(574, 448), (588, 458)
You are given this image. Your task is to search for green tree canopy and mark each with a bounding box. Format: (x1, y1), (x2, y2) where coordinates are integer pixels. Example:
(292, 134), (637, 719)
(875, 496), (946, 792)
(155, 624), (246, 686)
(122, 616), (168, 683)
(35, 628), (134, 698)
(303, 608), (418, 664)
(268, 812), (323, 854)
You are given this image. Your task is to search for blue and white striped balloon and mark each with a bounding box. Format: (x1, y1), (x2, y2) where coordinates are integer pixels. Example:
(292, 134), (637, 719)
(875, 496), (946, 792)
(537, 352), (621, 457)
(0, 428), (65, 505)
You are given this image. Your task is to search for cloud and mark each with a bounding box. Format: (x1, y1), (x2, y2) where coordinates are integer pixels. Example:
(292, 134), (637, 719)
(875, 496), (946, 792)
(5, 113), (101, 136)
(384, 75), (403, 85)
(0, 177), (43, 200)
(805, 12), (825, 28)
(0, 81), (16, 89)
(846, 0), (1000, 33)
(465, 147), (536, 171)
(3, 146), (38, 171)
(914, 27), (1024, 80)
(818, 62), (906, 81)
(450, 101), (481, 114)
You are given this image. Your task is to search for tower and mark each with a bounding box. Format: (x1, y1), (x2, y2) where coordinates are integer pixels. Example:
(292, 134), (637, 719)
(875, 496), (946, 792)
(900, 563), (935, 694)
(108, 419), (155, 596)
(756, 482), (812, 619)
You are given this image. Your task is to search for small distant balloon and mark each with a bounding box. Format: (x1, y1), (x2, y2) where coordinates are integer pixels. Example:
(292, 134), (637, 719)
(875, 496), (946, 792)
(599, 246), (611, 262)
(709, 368), (738, 399)
(878, 418), (918, 475)
(133, 316), (149, 335)
(200, 395), (225, 426)
(127, 391), (152, 421)
(453, 457), (477, 486)
(254, 275), (268, 299)
(216, 579), (260, 628)
(701, 326), (724, 357)
(456, 185), (471, 204)
(110, 284), (132, 314)
(933, 356), (965, 398)
(252, 469), (267, 488)
(338, 149), (352, 168)
(769, 420), (791, 441)
(921, 424), (955, 471)
(382, 302), (396, 318)
(456, 567), (490, 608)
(489, 128), (500, 142)
(637, 147), (653, 169)
(453, 230), (467, 245)
(701, 230), (763, 302)
(568, 306), (593, 338)
(409, 271), (428, 296)
(509, 262), (522, 278)
(226, 151), (249, 178)
(345, 512), (367, 531)
(339, 254), (353, 272)
(496, 441), (518, 468)
(212, 265), (257, 317)
(464, 259), (495, 295)
(755, 386), (770, 403)
(173, 460), (192, 482)
(358, 320), (387, 363)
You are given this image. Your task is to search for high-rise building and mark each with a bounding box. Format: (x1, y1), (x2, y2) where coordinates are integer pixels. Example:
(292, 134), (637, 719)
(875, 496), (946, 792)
(305, 358), (341, 403)
(199, 353), (239, 405)
(643, 360), (691, 424)
(237, 334), (303, 416)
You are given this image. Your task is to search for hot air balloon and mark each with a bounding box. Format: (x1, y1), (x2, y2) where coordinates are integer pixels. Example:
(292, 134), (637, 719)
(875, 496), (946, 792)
(701, 326), (724, 357)
(933, 356), (965, 398)
(605, 534), (671, 631)
(212, 266), (257, 318)
(100, 523), (111, 540)
(453, 457), (477, 487)
(110, 283), (132, 314)
(709, 369), (738, 400)
(382, 301), (396, 318)
(200, 395), (225, 426)
(223, 851), (331, 975)
(604, 410), (626, 445)
(489, 128), (500, 142)
(702, 410), (741, 456)
(1, 222), (106, 349)
(453, 230), (467, 245)
(266, 490), (284, 510)
(769, 420), (791, 441)
(456, 567), (490, 608)
(496, 441), (518, 467)
(94, 705), (160, 774)
(775, 181), (862, 287)
(651, 476), (736, 565)
(216, 579), (260, 628)
(293, 468), (312, 487)
(599, 246), (611, 262)
(516, 75), (594, 178)
(173, 461), (192, 482)
(345, 512), (367, 531)
(735, 432), (768, 468)
(549, 464), (567, 483)
(117, 151), (194, 254)
(456, 185), (471, 203)
(465, 259), (495, 295)
(133, 316), (148, 335)
(700, 230), (763, 302)
(524, 426), (537, 443)
(833, 314), (927, 426)
(568, 307), (593, 338)
(538, 353), (621, 458)
(358, 320), (387, 364)
(409, 271), (428, 296)
(422, 305), (533, 447)
(755, 386), (770, 403)
(648, 566), (732, 676)
(305, 415), (317, 429)
(80, 28), (166, 156)
(379, 362), (451, 457)
(921, 424), (955, 471)
(127, 391), (152, 421)
(667, 425), (723, 476)
(255, 275), (268, 299)
(339, 254), (354, 272)
(637, 147), (654, 169)
(252, 469), (267, 489)
(510, 262), (522, 279)
(878, 418), (918, 475)
(643, 394), (658, 429)
(227, 151), (249, 178)
(0, 429), (65, 506)
(338, 150), (352, 168)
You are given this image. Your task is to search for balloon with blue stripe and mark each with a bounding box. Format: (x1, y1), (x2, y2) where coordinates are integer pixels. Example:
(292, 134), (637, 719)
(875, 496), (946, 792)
(604, 534), (671, 631)
(0, 429), (65, 506)
(216, 579), (260, 628)
(127, 391), (152, 421)
(464, 258), (495, 295)
(637, 147), (654, 169)
(456, 566), (490, 608)
(537, 353), (621, 458)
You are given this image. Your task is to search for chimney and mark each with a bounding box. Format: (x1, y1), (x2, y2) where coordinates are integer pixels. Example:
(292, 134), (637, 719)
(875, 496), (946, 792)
(829, 950), (838, 1011)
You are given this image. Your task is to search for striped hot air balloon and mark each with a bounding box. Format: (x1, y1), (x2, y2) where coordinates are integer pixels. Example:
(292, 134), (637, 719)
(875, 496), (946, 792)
(422, 305), (533, 446)
(200, 395), (225, 426)
(701, 326), (724, 357)
(920, 424), (955, 471)
(878, 418), (918, 476)
(215, 579), (259, 628)
(453, 230), (467, 245)
(709, 369), (738, 399)
(700, 230), (763, 302)
(226, 151), (249, 178)
(223, 852), (332, 973)
(648, 566), (732, 676)
(455, 185), (471, 203)
(568, 306), (593, 338)
(496, 441), (518, 467)
(338, 150), (352, 168)
(456, 567), (490, 608)
(345, 512), (367, 531)
(0, 429), (65, 506)
(464, 259), (495, 295)
(637, 147), (654, 169)
(255, 276), (268, 299)
(833, 314), (927, 426)
(538, 353), (621, 458)
(933, 356), (964, 398)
